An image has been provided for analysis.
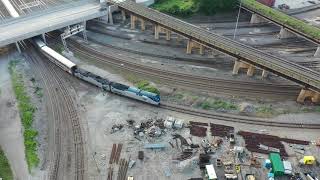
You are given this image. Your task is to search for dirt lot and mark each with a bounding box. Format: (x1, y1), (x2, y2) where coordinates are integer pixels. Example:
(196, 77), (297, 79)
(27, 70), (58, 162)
(64, 48), (320, 179)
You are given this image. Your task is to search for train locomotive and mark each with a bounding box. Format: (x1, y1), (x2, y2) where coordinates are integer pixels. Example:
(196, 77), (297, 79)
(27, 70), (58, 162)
(33, 38), (160, 105)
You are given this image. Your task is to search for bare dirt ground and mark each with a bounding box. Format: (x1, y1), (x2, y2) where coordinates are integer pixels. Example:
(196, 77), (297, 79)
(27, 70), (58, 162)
(69, 57), (320, 179)
(0, 51), (29, 180)
(50, 41), (320, 178)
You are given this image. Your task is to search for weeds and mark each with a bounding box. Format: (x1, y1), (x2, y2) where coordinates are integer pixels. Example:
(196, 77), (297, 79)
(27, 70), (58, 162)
(8, 60), (39, 172)
(137, 80), (160, 95)
(0, 147), (13, 180)
(200, 99), (238, 111)
(255, 105), (274, 117)
(243, 0), (320, 41)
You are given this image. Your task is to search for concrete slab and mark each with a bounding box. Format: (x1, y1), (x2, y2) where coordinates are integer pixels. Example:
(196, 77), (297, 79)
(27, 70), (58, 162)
(0, 2), (107, 47)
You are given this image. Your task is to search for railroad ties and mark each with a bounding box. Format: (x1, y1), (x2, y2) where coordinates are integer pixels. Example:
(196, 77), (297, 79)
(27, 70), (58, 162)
(113, 0), (320, 104)
(107, 144), (125, 180)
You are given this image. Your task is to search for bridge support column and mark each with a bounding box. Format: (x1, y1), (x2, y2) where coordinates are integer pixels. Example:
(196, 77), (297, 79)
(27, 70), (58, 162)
(262, 70), (269, 78)
(250, 13), (267, 24)
(278, 27), (295, 39)
(140, 18), (146, 31)
(154, 24), (160, 39)
(232, 60), (255, 76)
(314, 46), (320, 57)
(297, 89), (320, 103)
(187, 39), (193, 54)
(108, 6), (114, 25)
(166, 30), (171, 41)
(121, 10), (126, 21)
(186, 40), (204, 55)
(199, 45), (204, 55)
(15, 42), (21, 53)
(130, 15), (136, 29)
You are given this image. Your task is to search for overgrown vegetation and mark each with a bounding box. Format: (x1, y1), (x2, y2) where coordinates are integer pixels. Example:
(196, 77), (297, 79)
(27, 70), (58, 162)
(198, 0), (237, 15)
(255, 105), (274, 117)
(151, 0), (237, 17)
(0, 147), (13, 180)
(151, 0), (197, 17)
(124, 74), (160, 95)
(136, 80), (160, 95)
(242, 0), (320, 41)
(199, 99), (238, 111)
(8, 60), (39, 172)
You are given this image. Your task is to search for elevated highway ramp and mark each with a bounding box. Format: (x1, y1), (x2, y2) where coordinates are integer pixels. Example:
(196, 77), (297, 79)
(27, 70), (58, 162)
(0, 1), (106, 47)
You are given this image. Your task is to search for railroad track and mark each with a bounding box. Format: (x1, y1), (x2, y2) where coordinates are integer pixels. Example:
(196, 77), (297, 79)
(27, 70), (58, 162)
(88, 23), (319, 69)
(26, 48), (85, 180)
(160, 102), (320, 129)
(115, 0), (320, 92)
(69, 39), (301, 100)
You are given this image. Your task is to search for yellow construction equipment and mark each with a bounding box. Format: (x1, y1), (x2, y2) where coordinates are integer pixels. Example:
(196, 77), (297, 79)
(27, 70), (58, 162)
(303, 156), (316, 165)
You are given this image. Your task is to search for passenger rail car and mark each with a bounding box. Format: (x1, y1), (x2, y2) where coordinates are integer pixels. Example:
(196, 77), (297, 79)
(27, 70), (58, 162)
(34, 38), (77, 74)
(74, 68), (110, 91)
(33, 37), (160, 105)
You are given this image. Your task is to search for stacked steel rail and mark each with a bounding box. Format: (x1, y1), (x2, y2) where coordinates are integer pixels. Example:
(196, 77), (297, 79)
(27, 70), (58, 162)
(112, 0), (320, 92)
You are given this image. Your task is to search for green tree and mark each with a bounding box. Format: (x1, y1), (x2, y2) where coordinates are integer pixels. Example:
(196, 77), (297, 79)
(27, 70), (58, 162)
(199, 0), (237, 15)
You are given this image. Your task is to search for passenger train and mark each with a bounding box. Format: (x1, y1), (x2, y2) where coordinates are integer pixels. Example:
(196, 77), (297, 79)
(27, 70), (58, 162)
(33, 38), (160, 105)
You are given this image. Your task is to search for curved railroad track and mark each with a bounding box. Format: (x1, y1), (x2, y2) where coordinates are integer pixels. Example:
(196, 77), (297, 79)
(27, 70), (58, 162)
(87, 23), (319, 69)
(44, 39), (320, 129)
(160, 102), (320, 129)
(26, 48), (85, 180)
(69, 39), (301, 100)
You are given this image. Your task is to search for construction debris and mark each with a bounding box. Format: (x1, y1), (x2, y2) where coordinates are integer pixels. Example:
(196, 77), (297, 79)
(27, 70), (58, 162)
(111, 124), (124, 133)
(190, 125), (207, 137)
(128, 160), (136, 169)
(210, 123), (234, 137)
(144, 143), (166, 149)
(138, 151), (144, 160)
(238, 131), (310, 157)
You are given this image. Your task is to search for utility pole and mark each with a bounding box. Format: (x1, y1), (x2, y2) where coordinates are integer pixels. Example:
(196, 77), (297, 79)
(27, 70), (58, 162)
(233, 0), (242, 40)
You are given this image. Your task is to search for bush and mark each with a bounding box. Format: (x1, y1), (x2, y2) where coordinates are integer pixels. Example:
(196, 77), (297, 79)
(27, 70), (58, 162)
(199, 0), (237, 15)
(151, 0), (199, 17)
(136, 80), (160, 95)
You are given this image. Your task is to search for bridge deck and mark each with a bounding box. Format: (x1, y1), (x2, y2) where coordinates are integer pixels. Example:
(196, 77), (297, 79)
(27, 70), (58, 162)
(117, 0), (320, 92)
(0, 1), (106, 47)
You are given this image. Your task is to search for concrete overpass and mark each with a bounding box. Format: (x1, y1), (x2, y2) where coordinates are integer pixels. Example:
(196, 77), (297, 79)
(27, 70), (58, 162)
(0, 1), (107, 47)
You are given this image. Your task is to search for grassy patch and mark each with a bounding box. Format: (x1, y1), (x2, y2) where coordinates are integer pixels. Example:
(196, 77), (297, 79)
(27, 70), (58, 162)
(136, 80), (160, 95)
(151, 0), (198, 17)
(199, 99), (237, 111)
(315, 106), (320, 112)
(0, 147), (13, 180)
(8, 60), (39, 172)
(53, 44), (64, 54)
(255, 105), (274, 117)
(123, 74), (160, 95)
(151, 0), (237, 17)
(242, 0), (320, 41)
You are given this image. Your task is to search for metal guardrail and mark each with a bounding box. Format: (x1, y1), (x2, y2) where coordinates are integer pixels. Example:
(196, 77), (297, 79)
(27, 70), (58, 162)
(113, 0), (320, 92)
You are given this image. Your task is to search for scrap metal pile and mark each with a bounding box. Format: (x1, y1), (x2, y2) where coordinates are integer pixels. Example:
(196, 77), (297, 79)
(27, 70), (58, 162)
(238, 131), (310, 157)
